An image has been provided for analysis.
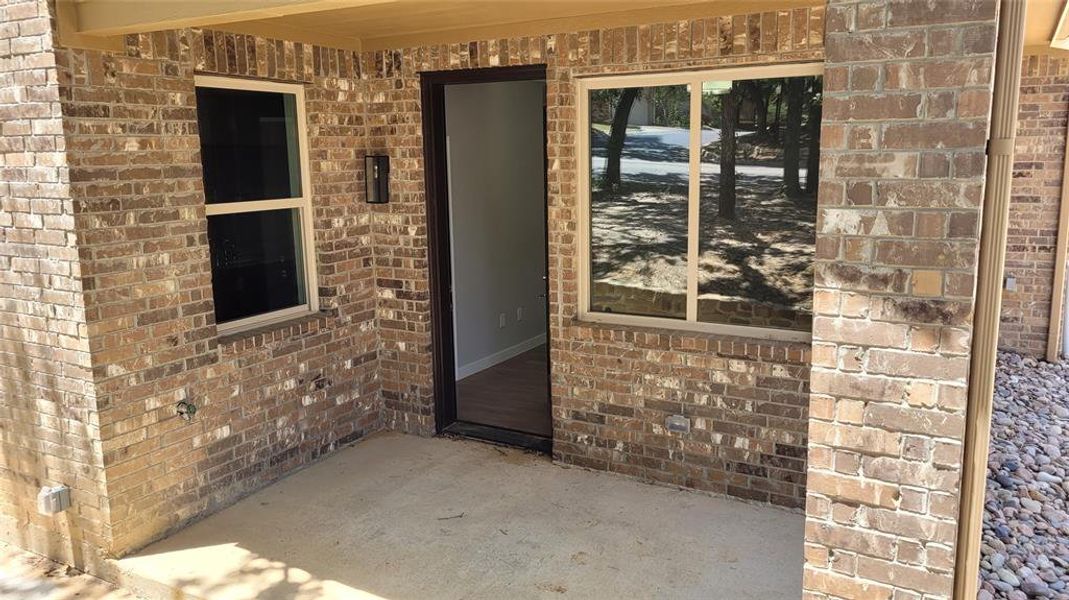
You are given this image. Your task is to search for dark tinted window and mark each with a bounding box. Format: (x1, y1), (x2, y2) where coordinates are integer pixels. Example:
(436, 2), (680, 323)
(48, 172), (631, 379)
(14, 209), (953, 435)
(196, 87), (302, 203)
(207, 209), (307, 323)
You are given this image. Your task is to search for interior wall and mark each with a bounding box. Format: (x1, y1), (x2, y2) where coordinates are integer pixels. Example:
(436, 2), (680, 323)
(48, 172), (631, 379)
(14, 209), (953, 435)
(445, 81), (547, 378)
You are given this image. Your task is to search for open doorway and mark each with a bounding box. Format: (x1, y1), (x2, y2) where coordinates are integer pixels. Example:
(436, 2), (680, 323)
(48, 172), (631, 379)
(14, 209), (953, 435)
(421, 65), (551, 452)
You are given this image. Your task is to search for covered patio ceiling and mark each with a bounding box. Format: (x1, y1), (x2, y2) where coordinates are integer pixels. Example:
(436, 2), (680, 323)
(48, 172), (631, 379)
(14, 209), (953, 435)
(1033, 0), (1069, 54)
(58, 0), (822, 52)
(57, 0), (1069, 56)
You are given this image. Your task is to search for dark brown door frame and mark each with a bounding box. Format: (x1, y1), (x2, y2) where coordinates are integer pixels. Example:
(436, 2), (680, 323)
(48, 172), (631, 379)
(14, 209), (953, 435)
(420, 64), (551, 453)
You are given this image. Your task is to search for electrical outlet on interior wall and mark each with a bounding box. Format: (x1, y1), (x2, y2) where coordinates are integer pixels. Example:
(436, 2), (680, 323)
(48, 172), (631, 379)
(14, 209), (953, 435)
(517, 306), (524, 322)
(499, 313), (506, 329)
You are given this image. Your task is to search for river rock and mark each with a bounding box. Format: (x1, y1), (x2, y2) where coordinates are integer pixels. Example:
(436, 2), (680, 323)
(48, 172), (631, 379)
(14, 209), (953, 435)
(980, 352), (1069, 599)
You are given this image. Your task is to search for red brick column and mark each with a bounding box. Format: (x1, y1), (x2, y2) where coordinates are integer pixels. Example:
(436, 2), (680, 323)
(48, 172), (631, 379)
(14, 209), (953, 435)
(805, 1), (998, 597)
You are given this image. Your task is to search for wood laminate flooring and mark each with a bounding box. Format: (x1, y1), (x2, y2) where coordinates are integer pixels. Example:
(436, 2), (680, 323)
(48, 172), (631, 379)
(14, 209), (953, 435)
(456, 344), (550, 437)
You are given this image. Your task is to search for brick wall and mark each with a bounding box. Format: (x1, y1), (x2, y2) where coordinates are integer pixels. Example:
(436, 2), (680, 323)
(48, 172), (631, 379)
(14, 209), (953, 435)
(805, 1), (998, 598)
(0, 3), (1023, 596)
(3, 7), (1018, 596)
(55, 30), (380, 554)
(998, 55), (1069, 357)
(0, 4), (834, 562)
(366, 10), (825, 508)
(0, 0), (111, 569)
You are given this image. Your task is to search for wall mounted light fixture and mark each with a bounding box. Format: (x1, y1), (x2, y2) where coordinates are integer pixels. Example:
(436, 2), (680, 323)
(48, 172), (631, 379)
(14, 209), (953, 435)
(365, 155), (390, 204)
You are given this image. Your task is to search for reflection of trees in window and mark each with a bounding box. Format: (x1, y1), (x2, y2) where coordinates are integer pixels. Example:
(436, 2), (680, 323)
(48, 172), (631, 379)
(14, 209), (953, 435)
(783, 77), (804, 198)
(718, 84), (738, 219)
(593, 77), (823, 202)
(696, 74), (821, 331)
(703, 76), (823, 216)
(591, 88), (640, 190)
(585, 72), (821, 333)
(643, 85), (690, 127)
(805, 78), (823, 195)
(591, 86), (692, 191)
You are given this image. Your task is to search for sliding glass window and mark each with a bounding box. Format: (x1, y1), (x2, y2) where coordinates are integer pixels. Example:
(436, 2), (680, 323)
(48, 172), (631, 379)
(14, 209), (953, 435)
(578, 64), (822, 341)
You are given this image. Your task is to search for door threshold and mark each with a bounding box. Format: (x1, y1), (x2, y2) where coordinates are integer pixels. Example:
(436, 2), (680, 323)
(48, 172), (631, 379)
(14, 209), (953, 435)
(441, 422), (551, 454)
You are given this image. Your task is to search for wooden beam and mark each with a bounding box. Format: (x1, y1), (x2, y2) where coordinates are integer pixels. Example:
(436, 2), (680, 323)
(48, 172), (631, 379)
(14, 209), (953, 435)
(74, 0), (396, 36)
(55, 0), (124, 52)
(1053, 0), (1069, 50)
(1045, 116), (1069, 363)
(361, 0), (821, 52)
(1025, 44), (1069, 56)
(955, 0), (1028, 598)
(213, 20), (362, 52)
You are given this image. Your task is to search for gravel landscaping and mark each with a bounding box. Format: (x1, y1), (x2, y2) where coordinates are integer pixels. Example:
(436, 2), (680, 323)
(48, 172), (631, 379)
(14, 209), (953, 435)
(981, 352), (1069, 599)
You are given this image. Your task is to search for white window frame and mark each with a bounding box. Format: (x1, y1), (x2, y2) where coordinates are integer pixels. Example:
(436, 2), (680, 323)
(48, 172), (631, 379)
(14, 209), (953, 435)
(576, 62), (823, 343)
(194, 75), (319, 335)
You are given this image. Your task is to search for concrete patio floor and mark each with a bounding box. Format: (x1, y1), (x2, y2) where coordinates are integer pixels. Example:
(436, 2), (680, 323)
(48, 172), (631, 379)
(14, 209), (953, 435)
(0, 542), (138, 600)
(110, 432), (803, 599)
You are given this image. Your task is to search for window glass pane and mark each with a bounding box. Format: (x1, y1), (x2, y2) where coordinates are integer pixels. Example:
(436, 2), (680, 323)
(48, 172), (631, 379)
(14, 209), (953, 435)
(207, 208), (307, 324)
(196, 86), (302, 203)
(696, 76), (820, 332)
(588, 84), (689, 319)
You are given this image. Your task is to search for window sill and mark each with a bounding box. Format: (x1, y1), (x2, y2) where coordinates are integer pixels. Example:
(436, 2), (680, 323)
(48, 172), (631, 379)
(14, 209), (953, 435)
(217, 311), (333, 351)
(566, 315), (811, 365)
(570, 312), (812, 346)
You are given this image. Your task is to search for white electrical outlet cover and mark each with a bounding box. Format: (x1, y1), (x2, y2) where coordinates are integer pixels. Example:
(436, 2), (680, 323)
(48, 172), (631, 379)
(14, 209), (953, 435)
(37, 485), (71, 515)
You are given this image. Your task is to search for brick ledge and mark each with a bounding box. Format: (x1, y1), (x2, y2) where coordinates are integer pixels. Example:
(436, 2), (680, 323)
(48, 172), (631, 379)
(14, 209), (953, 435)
(565, 315), (811, 347)
(218, 311), (335, 352)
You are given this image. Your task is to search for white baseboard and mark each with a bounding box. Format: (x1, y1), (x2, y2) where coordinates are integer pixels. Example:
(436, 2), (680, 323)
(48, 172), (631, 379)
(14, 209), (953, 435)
(457, 333), (547, 380)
